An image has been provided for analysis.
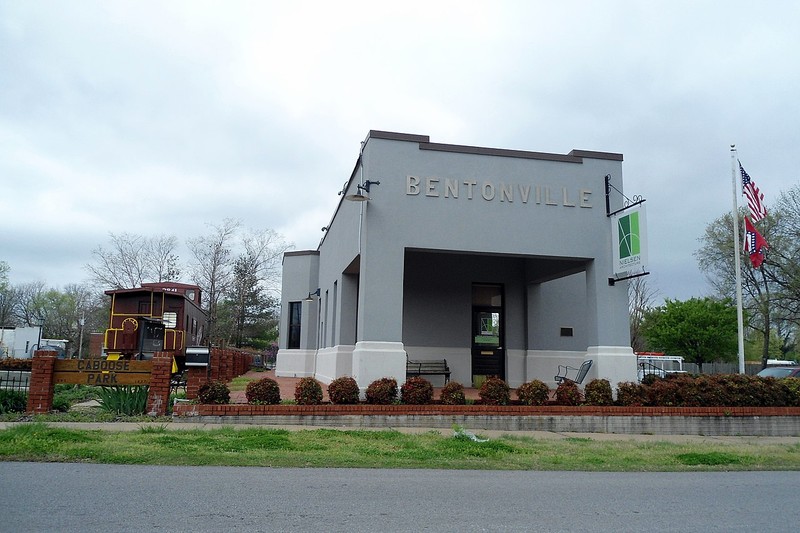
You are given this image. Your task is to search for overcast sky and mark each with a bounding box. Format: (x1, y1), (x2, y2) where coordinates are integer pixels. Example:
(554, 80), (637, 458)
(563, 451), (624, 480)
(1, 0), (798, 303)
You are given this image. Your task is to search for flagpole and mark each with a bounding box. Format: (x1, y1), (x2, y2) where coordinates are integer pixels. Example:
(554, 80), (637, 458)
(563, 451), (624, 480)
(731, 145), (746, 374)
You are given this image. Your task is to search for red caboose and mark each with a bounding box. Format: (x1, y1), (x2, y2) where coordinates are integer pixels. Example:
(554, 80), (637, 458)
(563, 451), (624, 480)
(103, 282), (207, 369)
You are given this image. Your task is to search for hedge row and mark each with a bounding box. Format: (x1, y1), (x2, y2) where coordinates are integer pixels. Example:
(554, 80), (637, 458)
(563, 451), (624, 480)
(196, 373), (800, 408)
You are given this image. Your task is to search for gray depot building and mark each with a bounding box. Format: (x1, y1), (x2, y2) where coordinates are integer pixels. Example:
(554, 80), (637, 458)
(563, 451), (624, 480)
(277, 130), (639, 391)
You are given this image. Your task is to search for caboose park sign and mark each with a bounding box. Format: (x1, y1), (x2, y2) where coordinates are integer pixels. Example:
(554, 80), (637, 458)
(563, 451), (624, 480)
(54, 359), (153, 386)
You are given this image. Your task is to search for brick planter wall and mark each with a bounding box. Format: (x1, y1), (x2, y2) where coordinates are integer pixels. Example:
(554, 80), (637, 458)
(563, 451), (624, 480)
(172, 403), (800, 436)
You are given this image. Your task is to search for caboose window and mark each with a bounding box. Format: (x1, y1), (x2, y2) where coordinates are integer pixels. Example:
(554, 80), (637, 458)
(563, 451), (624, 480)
(163, 312), (177, 329)
(288, 301), (302, 349)
(138, 301), (151, 314)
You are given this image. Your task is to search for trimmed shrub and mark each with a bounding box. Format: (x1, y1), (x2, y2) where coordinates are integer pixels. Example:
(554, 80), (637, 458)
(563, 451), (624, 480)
(516, 379), (550, 406)
(401, 376), (434, 405)
(616, 381), (646, 406)
(295, 377), (323, 405)
(479, 377), (510, 406)
(328, 376), (361, 404)
(583, 379), (613, 406)
(783, 377), (800, 406)
(198, 380), (232, 405)
(244, 377), (279, 404)
(439, 381), (466, 405)
(365, 377), (398, 405)
(554, 380), (583, 406)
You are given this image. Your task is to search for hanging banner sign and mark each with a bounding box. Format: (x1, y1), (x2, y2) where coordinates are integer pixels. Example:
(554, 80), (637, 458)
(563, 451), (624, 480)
(611, 204), (648, 277)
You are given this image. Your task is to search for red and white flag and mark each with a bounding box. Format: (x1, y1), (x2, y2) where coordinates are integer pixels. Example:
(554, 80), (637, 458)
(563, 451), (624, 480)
(740, 162), (767, 221)
(744, 215), (768, 268)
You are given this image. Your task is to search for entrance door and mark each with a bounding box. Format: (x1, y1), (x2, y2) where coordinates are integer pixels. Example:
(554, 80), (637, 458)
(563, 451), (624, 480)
(471, 284), (504, 386)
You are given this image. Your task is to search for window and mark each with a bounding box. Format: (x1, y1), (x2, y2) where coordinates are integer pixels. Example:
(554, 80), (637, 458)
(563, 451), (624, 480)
(288, 302), (302, 349)
(163, 312), (177, 329)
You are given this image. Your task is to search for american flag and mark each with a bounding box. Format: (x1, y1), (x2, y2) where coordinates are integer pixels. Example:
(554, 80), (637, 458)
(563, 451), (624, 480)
(744, 215), (768, 268)
(740, 162), (767, 221)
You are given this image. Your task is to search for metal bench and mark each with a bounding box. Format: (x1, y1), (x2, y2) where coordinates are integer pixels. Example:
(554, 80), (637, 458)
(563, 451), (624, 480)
(170, 371), (187, 396)
(554, 359), (593, 385)
(406, 357), (451, 383)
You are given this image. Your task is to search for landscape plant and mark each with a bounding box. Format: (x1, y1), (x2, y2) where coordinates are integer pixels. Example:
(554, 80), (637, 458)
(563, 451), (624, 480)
(400, 376), (433, 405)
(0, 390), (27, 413)
(198, 380), (232, 404)
(516, 379), (550, 406)
(295, 377), (323, 405)
(555, 380), (583, 406)
(244, 377), (279, 404)
(479, 377), (510, 405)
(439, 381), (466, 405)
(365, 377), (398, 404)
(616, 381), (646, 406)
(96, 385), (150, 415)
(583, 379), (613, 406)
(327, 376), (360, 404)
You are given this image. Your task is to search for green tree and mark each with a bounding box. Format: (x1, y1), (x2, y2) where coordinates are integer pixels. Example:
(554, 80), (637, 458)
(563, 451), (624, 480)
(641, 297), (738, 372)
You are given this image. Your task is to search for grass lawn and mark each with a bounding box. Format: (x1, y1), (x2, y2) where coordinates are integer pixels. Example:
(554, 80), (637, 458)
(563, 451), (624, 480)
(2, 422), (800, 471)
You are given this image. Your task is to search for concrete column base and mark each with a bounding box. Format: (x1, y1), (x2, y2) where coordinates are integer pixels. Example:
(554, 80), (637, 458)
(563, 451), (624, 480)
(351, 341), (406, 396)
(586, 345), (638, 390)
(314, 345), (354, 385)
(275, 349), (316, 378)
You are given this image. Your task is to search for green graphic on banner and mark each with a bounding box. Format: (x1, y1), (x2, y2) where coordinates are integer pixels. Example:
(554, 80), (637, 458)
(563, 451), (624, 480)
(617, 211), (640, 259)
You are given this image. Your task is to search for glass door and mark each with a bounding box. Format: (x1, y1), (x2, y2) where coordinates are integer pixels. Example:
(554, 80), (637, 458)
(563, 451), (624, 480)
(471, 284), (504, 387)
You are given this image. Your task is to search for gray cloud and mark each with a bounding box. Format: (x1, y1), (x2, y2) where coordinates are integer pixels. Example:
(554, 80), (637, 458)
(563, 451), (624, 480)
(1, 1), (798, 305)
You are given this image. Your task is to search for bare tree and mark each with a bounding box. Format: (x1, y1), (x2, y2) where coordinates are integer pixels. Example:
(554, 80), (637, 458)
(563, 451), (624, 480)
(628, 276), (658, 352)
(187, 218), (240, 345)
(86, 232), (181, 289)
(0, 261), (16, 328)
(12, 281), (48, 327)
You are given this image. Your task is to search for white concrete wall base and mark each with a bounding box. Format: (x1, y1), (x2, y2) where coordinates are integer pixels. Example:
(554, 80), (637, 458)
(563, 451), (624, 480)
(525, 350), (587, 388)
(351, 341), (406, 396)
(586, 345), (638, 390)
(275, 349), (316, 378)
(314, 345), (354, 385)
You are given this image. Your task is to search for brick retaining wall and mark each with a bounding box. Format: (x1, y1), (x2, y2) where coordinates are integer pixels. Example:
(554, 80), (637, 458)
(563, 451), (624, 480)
(172, 403), (800, 436)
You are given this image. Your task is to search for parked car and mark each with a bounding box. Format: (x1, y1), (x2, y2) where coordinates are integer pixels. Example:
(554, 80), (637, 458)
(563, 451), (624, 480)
(756, 366), (800, 378)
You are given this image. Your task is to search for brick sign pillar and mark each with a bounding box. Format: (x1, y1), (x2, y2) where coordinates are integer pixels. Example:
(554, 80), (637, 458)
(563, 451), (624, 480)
(146, 352), (172, 416)
(26, 350), (58, 414)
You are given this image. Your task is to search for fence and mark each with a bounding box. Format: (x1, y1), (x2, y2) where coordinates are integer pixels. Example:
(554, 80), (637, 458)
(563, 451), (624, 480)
(681, 362), (763, 376)
(0, 370), (30, 393)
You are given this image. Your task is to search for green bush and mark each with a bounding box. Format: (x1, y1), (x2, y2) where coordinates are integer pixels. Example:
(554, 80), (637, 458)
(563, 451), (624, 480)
(516, 379), (550, 406)
(198, 380), (232, 404)
(479, 377), (510, 406)
(328, 376), (360, 404)
(616, 381), (646, 406)
(584, 379), (614, 406)
(439, 381), (466, 405)
(295, 377), (323, 405)
(401, 377), (433, 405)
(244, 377), (279, 404)
(555, 381), (583, 406)
(0, 390), (28, 413)
(97, 386), (150, 415)
(783, 377), (800, 406)
(365, 377), (398, 405)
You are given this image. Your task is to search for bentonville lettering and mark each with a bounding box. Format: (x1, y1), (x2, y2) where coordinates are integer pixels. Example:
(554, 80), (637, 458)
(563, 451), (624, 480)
(406, 175), (592, 208)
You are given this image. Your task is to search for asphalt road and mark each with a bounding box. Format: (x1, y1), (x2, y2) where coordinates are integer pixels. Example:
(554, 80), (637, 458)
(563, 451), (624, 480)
(1, 462), (798, 532)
